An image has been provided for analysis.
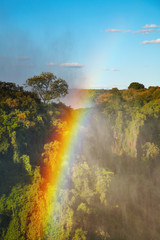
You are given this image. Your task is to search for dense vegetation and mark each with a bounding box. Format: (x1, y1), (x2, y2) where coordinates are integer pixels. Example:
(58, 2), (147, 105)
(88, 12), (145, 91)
(1, 81), (160, 239)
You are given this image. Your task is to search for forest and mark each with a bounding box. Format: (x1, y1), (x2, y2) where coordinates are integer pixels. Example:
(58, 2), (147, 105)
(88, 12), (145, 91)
(1, 80), (160, 240)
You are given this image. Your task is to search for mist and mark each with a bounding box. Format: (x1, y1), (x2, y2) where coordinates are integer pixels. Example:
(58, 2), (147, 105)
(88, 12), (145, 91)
(51, 88), (160, 240)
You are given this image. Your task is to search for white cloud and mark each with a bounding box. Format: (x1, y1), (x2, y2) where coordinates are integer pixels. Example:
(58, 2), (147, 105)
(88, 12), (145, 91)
(105, 25), (160, 36)
(142, 24), (159, 28)
(46, 62), (56, 66)
(104, 68), (119, 71)
(111, 68), (119, 71)
(105, 29), (154, 34)
(105, 29), (121, 32)
(60, 62), (84, 68)
(125, 30), (132, 32)
(141, 38), (160, 44)
(17, 56), (30, 60)
(133, 29), (154, 34)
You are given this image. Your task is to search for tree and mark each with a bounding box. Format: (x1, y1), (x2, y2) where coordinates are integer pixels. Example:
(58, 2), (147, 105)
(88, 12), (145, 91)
(26, 72), (68, 103)
(128, 82), (145, 90)
(0, 81), (23, 93)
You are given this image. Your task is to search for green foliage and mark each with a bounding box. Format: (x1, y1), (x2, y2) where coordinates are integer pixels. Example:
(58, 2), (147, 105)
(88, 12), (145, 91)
(45, 160), (113, 240)
(1, 81), (160, 240)
(128, 82), (145, 90)
(0, 80), (66, 195)
(142, 142), (159, 161)
(72, 229), (87, 240)
(0, 167), (46, 240)
(20, 155), (32, 175)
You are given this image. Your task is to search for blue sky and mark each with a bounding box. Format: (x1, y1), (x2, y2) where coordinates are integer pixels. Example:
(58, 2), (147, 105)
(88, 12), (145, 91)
(0, 0), (160, 89)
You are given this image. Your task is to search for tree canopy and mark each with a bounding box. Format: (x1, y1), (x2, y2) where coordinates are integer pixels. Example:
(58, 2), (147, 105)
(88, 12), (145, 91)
(26, 72), (68, 103)
(2, 82), (160, 239)
(128, 82), (145, 90)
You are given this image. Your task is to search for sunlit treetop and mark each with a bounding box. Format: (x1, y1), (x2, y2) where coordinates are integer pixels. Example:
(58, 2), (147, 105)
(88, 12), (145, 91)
(26, 72), (68, 104)
(128, 82), (145, 90)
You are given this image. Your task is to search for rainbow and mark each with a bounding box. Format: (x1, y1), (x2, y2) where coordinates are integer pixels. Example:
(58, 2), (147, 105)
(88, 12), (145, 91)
(31, 31), (120, 238)
(40, 90), (93, 238)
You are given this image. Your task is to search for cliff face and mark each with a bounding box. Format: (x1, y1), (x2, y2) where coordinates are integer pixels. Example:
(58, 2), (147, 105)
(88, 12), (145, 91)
(94, 88), (160, 160)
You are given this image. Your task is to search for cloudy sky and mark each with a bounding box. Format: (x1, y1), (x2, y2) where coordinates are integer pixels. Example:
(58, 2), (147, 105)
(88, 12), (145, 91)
(0, 0), (160, 89)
